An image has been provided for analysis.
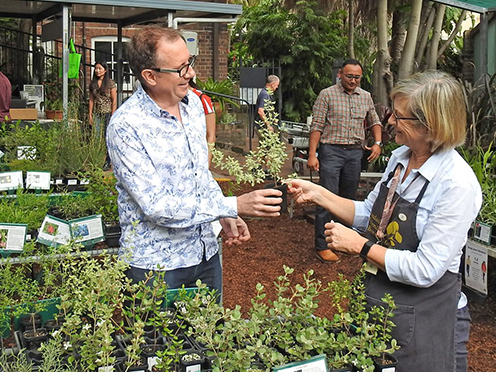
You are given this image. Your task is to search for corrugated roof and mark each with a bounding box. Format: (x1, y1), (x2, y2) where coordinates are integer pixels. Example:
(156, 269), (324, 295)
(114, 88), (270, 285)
(434, 0), (496, 13)
(0, 0), (242, 25)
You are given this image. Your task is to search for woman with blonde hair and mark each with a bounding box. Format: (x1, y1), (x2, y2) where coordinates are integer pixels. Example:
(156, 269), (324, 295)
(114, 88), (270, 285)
(288, 70), (482, 372)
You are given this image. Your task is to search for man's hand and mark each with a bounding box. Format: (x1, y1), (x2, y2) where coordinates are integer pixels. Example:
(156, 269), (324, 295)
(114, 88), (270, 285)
(307, 154), (319, 172)
(237, 189), (282, 217)
(219, 217), (251, 245)
(365, 144), (381, 162)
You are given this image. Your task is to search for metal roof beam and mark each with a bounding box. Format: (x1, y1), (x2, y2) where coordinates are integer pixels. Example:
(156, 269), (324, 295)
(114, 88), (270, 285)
(120, 10), (171, 27)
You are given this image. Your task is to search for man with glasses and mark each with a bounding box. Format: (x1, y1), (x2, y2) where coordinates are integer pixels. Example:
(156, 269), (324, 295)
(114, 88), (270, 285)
(106, 26), (283, 297)
(308, 59), (382, 263)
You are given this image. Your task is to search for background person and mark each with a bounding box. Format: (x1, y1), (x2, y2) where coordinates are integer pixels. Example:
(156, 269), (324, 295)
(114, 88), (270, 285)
(254, 75), (279, 138)
(89, 60), (117, 168)
(0, 70), (11, 122)
(107, 26), (282, 298)
(288, 70), (482, 372)
(189, 79), (216, 166)
(308, 59), (382, 263)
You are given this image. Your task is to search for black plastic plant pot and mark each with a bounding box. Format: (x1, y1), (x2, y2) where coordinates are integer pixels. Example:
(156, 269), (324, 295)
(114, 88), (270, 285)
(248, 361), (266, 371)
(26, 349), (43, 367)
(373, 353), (398, 371)
(143, 325), (161, 341)
(22, 327), (48, 350)
(19, 313), (42, 332)
(105, 223), (122, 247)
(179, 350), (205, 372)
(263, 183), (288, 213)
(119, 357), (148, 372)
(331, 366), (354, 372)
(45, 317), (65, 332)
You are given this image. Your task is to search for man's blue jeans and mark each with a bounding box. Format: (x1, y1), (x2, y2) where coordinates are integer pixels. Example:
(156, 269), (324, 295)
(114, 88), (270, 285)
(315, 144), (363, 251)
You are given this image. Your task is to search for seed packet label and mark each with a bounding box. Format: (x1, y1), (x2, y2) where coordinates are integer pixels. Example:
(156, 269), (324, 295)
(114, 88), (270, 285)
(70, 215), (104, 244)
(273, 354), (328, 372)
(186, 365), (201, 372)
(37, 215), (104, 247)
(17, 145), (36, 160)
(473, 221), (491, 245)
(26, 171), (51, 190)
(37, 215), (71, 246)
(0, 223), (27, 252)
(0, 171), (23, 191)
(98, 366), (114, 372)
(147, 356), (158, 370)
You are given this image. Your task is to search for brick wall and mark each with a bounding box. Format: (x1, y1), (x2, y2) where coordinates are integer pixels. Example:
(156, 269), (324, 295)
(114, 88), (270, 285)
(69, 21), (229, 84)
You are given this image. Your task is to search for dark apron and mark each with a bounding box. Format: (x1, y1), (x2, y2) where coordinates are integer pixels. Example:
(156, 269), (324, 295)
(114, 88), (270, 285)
(363, 166), (460, 372)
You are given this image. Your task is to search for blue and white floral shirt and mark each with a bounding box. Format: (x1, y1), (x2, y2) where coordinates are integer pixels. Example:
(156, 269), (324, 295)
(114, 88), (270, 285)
(107, 86), (237, 271)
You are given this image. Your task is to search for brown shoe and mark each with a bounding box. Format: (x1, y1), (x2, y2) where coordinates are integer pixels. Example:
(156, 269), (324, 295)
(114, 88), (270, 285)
(315, 249), (340, 263)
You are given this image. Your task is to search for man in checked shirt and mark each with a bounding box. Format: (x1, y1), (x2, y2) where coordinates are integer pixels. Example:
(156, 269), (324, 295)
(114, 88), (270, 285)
(308, 59), (382, 263)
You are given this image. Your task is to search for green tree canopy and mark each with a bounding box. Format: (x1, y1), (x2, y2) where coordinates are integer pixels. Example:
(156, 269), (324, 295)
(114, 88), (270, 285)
(232, 0), (349, 121)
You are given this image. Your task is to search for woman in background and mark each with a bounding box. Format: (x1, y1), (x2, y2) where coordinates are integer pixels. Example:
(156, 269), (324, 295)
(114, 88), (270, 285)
(89, 60), (117, 168)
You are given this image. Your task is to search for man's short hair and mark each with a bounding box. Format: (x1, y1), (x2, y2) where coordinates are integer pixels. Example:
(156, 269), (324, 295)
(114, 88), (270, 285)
(266, 75), (280, 84)
(127, 26), (184, 86)
(341, 59), (363, 71)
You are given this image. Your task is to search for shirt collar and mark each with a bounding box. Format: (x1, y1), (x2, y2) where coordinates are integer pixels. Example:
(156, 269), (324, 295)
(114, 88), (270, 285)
(137, 85), (190, 117)
(338, 80), (360, 95)
(392, 145), (452, 182)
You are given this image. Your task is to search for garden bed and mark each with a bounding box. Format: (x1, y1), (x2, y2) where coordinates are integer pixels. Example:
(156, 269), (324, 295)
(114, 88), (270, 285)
(221, 182), (496, 372)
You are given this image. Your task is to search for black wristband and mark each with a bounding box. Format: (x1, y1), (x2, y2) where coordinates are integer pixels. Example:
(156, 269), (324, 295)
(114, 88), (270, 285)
(360, 240), (374, 260)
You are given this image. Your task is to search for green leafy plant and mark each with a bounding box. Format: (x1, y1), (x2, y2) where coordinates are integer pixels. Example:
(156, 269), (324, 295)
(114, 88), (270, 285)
(197, 78), (240, 114)
(79, 168), (119, 225)
(210, 98), (289, 186)
(0, 119), (107, 178)
(459, 143), (496, 225)
(0, 189), (50, 231)
(179, 265), (399, 372)
(0, 350), (33, 372)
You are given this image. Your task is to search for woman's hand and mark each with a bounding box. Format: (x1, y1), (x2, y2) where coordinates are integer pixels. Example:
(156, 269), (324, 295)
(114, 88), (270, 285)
(324, 221), (367, 255)
(286, 179), (319, 204)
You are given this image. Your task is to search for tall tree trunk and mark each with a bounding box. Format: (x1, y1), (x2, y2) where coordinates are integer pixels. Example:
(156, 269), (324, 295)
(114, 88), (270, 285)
(427, 3), (446, 70)
(437, 9), (467, 58)
(390, 10), (407, 66)
(347, 0), (355, 59)
(415, 4), (436, 70)
(397, 0), (423, 79)
(373, 0), (392, 105)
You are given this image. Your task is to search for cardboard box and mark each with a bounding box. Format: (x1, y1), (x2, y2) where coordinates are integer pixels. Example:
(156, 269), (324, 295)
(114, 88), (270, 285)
(8, 108), (38, 120)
